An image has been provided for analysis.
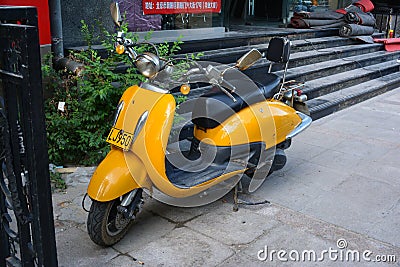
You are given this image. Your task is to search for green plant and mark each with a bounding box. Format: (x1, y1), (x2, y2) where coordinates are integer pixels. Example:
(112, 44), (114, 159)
(43, 20), (185, 166)
(50, 171), (67, 191)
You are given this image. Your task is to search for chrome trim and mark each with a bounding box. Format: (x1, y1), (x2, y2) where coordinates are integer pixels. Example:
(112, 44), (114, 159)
(120, 189), (138, 207)
(141, 82), (168, 94)
(286, 112), (312, 139)
(112, 101), (124, 126)
(132, 110), (149, 144)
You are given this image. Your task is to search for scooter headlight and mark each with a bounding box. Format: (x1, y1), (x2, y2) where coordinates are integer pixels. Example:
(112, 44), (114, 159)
(112, 100), (124, 126)
(135, 52), (160, 78)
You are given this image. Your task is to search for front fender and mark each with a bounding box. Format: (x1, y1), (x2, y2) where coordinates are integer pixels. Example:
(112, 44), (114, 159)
(87, 149), (147, 202)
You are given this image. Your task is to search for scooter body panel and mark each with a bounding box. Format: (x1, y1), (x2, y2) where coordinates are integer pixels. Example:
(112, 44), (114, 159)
(120, 85), (248, 197)
(194, 99), (301, 149)
(89, 86), (303, 200)
(87, 149), (147, 202)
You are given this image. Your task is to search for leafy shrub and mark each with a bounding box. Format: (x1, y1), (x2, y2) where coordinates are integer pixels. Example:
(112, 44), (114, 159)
(43, 20), (183, 166)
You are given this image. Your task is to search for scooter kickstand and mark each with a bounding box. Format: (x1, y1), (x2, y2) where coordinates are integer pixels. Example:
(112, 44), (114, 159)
(233, 181), (271, 212)
(233, 183), (239, 212)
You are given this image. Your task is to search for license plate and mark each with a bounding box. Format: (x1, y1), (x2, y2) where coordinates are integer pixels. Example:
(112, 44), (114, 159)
(106, 127), (134, 150)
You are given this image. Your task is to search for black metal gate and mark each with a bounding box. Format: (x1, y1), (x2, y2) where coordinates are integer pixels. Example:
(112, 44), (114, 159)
(372, 1), (400, 38)
(0, 6), (58, 266)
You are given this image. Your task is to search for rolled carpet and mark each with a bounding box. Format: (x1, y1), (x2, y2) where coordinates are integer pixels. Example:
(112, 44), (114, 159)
(291, 18), (345, 29)
(313, 21), (347, 29)
(336, 1), (374, 14)
(339, 24), (375, 36)
(345, 12), (376, 26)
(293, 10), (344, 20)
(353, 0), (374, 13)
(374, 38), (400, 52)
(290, 17), (308, 28)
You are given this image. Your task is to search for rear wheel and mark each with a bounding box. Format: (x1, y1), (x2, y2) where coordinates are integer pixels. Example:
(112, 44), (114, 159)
(87, 190), (142, 246)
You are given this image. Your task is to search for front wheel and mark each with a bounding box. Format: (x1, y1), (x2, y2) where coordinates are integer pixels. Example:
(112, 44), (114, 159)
(87, 189), (142, 246)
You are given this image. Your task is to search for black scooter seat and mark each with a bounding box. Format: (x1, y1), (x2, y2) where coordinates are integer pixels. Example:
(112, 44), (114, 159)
(192, 71), (281, 129)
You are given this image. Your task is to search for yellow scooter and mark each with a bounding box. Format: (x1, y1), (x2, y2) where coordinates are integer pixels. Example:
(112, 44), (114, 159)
(86, 3), (312, 246)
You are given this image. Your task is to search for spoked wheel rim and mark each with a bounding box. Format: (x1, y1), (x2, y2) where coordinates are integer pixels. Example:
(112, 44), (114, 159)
(105, 200), (130, 237)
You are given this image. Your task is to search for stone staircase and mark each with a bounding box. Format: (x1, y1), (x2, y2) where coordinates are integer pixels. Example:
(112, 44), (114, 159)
(177, 29), (400, 120)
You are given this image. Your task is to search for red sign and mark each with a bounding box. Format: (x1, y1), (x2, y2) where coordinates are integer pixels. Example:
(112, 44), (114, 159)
(143, 0), (221, 15)
(0, 0), (51, 45)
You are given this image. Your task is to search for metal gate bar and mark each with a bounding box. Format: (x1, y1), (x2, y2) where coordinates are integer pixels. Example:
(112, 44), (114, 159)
(0, 6), (58, 267)
(373, 4), (400, 38)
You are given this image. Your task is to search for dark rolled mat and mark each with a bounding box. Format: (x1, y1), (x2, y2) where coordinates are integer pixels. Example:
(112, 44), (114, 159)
(339, 24), (375, 37)
(291, 17), (345, 29)
(345, 11), (376, 26)
(293, 10), (344, 20)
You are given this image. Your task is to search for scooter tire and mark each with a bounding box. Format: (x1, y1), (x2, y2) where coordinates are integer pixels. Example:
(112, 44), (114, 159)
(87, 199), (134, 246)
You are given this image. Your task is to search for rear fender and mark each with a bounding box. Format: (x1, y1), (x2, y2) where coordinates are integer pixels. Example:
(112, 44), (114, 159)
(87, 149), (147, 202)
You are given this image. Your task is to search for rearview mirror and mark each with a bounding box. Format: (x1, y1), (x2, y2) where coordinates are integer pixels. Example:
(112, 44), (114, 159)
(235, 49), (262, 71)
(110, 2), (122, 27)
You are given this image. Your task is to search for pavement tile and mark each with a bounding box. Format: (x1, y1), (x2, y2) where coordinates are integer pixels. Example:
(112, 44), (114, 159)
(55, 198), (88, 226)
(285, 141), (327, 161)
(368, 90), (400, 111)
(333, 138), (394, 161)
(56, 227), (119, 267)
(185, 203), (280, 245)
(352, 161), (400, 187)
(351, 126), (400, 146)
(293, 128), (343, 149)
(242, 223), (334, 264)
(252, 171), (329, 212)
(52, 184), (87, 213)
(144, 196), (221, 223)
(303, 148), (364, 172)
(103, 255), (139, 267)
(379, 145), (400, 166)
(258, 204), (399, 254)
(340, 107), (392, 125)
(217, 252), (270, 267)
(301, 173), (400, 245)
(241, 216), (398, 267)
(113, 210), (176, 254)
(53, 184), (89, 232)
(283, 161), (348, 192)
(365, 197), (400, 248)
(276, 155), (309, 174)
(308, 117), (358, 135)
(128, 227), (234, 267)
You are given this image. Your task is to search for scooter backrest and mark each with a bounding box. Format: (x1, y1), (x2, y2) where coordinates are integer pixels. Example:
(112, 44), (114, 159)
(267, 37), (291, 64)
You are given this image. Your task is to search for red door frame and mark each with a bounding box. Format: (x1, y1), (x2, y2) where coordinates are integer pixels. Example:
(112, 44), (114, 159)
(0, 0), (51, 45)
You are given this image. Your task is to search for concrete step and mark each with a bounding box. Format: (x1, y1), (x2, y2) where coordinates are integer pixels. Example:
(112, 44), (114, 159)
(188, 42), (388, 77)
(176, 31), (400, 122)
(177, 28), (338, 54)
(289, 34), (384, 53)
(68, 27), (398, 122)
(273, 50), (400, 82)
(288, 43), (383, 68)
(303, 59), (400, 99)
(69, 28), (341, 61)
(184, 34), (384, 65)
(308, 71), (400, 120)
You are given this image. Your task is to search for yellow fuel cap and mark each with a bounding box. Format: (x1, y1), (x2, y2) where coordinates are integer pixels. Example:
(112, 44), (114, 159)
(180, 84), (190, 95)
(115, 44), (125, 54)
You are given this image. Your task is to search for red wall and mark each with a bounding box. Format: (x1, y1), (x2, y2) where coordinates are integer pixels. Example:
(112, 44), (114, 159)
(0, 0), (51, 45)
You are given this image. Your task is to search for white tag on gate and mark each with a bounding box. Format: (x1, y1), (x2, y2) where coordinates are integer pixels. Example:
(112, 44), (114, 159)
(58, 102), (65, 112)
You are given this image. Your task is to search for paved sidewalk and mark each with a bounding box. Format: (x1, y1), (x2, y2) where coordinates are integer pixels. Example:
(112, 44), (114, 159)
(53, 89), (400, 266)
